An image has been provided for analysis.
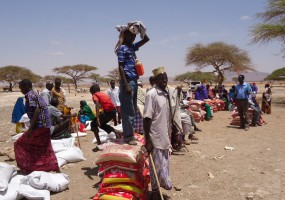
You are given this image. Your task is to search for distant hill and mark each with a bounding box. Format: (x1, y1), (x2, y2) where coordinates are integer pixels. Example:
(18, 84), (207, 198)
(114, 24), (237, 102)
(224, 72), (269, 82)
(138, 71), (269, 85)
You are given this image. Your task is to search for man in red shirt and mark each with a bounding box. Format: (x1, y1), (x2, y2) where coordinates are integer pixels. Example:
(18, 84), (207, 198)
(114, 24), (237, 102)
(89, 84), (122, 145)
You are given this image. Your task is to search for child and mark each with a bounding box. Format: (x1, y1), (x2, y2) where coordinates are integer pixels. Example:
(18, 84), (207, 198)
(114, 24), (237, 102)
(11, 97), (26, 133)
(89, 84), (122, 145)
(115, 21), (150, 145)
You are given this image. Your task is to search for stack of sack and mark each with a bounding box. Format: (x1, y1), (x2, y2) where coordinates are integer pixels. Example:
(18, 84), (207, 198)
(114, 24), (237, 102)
(93, 135), (149, 200)
(188, 100), (206, 123)
(0, 162), (69, 200)
(229, 108), (254, 126)
(211, 99), (226, 111)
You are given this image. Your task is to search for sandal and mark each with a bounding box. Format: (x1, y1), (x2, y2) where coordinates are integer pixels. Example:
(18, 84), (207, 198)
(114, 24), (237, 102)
(188, 135), (199, 141)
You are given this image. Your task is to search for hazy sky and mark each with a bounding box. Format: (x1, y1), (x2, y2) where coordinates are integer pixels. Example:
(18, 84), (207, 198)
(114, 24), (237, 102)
(0, 0), (284, 78)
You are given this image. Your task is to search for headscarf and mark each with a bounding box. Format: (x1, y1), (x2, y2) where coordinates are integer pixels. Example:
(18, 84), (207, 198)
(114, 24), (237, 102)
(12, 97), (26, 123)
(80, 100), (95, 120)
(195, 86), (204, 101)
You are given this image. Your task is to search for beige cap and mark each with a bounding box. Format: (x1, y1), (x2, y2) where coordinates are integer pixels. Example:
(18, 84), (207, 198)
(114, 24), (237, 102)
(152, 67), (165, 77)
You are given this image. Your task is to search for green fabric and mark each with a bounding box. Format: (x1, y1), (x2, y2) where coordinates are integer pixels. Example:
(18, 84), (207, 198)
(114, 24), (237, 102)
(80, 100), (95, 120)
(205, 103), (212, 119)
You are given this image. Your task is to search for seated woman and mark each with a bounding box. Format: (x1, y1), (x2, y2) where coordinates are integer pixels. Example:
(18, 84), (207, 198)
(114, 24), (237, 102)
(78, 100), (95, 124)
(203, 102), (213, 121)
(89, 84), (122, 145)
(48, 97), (77, 139)
(14, 79), (59, 173)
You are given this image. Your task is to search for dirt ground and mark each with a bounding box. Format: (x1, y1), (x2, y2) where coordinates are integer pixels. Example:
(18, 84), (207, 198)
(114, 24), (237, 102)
(0, 84), (285, 200)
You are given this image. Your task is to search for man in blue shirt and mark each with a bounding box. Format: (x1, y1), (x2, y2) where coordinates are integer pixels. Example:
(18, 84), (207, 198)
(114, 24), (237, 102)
(117, 27), (149, 145)
(235, 75), (252, 131)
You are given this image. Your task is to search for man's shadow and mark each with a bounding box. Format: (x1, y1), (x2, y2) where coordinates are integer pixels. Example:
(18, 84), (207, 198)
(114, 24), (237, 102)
(81, 166), (99, 180)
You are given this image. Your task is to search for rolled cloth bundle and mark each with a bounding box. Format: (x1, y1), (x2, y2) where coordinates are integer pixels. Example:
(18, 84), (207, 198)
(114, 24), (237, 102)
(114, 21), (147, 53)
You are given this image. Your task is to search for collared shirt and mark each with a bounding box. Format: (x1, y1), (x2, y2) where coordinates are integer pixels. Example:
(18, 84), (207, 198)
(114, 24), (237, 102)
(143, 86), (172, 150)
(117, 42), (139, 79)
(40, 88), (51, 106)
(25, 90), (51, 128)
(235, 82), (251, 100)
(107, 86), (121, 107)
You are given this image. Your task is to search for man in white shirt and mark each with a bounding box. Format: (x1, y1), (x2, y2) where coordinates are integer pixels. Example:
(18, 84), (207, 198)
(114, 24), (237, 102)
(107, 80), (121, 125)
(40, 82), (54, 106)
(144, 67), (182, 200)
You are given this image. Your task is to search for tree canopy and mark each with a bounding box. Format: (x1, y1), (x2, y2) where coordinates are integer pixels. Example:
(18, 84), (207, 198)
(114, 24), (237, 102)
(186, 42), (254, 85)
(265, 67), (285, 80)
(107, 68), (120, 82)
(89, 73), (110, 84)
(251, 0), (285, 50)
(0, 65), (42, 91)
(174, 71), (216, 84)
(53, 64), (97, 89)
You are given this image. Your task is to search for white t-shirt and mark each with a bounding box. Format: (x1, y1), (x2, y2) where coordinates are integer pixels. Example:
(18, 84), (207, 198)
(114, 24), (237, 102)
(107, 86), (121, 107)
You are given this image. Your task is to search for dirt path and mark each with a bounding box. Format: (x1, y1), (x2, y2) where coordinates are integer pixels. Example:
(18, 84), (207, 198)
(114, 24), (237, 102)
(1, 90), (285, 200)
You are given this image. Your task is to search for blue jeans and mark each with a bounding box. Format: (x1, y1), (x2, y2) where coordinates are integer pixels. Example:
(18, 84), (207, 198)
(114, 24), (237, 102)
(119, 79), (138, 141)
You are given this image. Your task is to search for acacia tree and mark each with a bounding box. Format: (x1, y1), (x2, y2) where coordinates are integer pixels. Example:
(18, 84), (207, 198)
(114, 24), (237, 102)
(174, 71), (216, 84)
(89, 73), (110, 84)
(107, 68), (120, 83)
(251, 0), (285, 52)
(265, 67), (285, 80)
(186, 42), (255, 85)
(0, 65), (42, 91)
(53, 64), (97, 89)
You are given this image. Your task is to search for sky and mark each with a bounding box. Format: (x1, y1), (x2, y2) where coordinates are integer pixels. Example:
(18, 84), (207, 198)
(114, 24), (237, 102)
(0, 0), (284, 78)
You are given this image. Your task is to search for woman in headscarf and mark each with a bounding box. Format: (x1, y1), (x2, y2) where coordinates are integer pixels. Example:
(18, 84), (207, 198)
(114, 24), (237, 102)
(262, 83), (272, 114)
(12, 97), (26, 133)
(195, 85), (204, 101)
(78, 100), (95, 123)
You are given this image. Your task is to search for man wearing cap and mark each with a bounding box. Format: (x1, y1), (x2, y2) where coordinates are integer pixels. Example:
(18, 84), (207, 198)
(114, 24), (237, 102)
(115, 22), (150, 145)
(235, 75), (252, 131)
(143, 67), (182, 199)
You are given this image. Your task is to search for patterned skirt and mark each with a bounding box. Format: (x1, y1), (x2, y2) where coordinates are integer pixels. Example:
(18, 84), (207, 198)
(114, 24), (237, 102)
(150, 148), (172, 191)
(14, 127), (59, 173)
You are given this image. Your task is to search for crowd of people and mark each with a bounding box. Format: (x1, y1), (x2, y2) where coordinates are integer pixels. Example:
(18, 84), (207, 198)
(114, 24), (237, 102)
(5, 21), (273, 200)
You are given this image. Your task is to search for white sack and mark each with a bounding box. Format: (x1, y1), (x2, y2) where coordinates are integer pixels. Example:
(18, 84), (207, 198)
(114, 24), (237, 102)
(56, 157), (67, 167)
(0, 162), (15, 192)
(0, 175), (24, 200)
(21, 171), (69, 193)
(17, 184), (50, 200)
(71, 132), (87, 138)
(56, 146), (85, 163)
(11, 133), (24, 141)
(92, 128), (116, 144)
(51, 137), (75, 153)
(85, 121), (92, 131)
